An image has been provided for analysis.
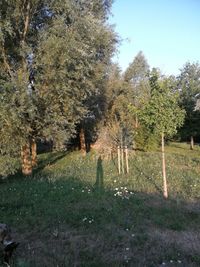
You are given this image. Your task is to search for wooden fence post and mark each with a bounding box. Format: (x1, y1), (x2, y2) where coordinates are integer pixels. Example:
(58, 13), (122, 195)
(125, 146), (129, 174)
(121, 146), (124, 174)
(118, 146), (121, 174)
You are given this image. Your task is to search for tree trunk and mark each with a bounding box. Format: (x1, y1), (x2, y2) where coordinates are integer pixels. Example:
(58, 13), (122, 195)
(190, 136), (194, 150)
(161, 132), (168, 198)
(79, 127), (86, 154)
(31, 138), (37, 167)
(133, 115), (139, 152)
(135, 115), (138, 128)
(118, 146), (121, 174)
(21, 143), (32, 175)
(120, 134), (125, 174)
(121, 146), (125, 174)
(125, 146), (129, 174)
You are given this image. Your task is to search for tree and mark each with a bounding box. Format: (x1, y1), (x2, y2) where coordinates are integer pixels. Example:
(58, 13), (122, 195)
(93, 63), (133, 154)
(177, 62), (200, 149)
(140, 69), (185, 198)
(0, 0), (117, 176)
(0, 0), (84, 175)
(104, 64), (133, 147)
(123, 51), (150, 149)
(74, 0), (118, 155)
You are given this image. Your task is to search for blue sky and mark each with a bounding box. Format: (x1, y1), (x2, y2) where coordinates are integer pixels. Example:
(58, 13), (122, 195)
(109, 0), (200, 75)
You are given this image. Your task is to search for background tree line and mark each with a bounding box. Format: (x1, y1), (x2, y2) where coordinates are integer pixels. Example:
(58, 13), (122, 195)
(0, 0), (200, 180)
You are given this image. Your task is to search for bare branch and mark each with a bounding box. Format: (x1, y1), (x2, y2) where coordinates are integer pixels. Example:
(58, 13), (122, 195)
(22, 1), (30, 43)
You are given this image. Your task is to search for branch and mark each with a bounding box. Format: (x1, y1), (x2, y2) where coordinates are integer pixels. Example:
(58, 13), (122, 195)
(22, 1), (30, 43)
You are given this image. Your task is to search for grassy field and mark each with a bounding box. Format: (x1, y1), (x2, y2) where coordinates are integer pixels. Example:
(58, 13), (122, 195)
(0, 142), (200, 267)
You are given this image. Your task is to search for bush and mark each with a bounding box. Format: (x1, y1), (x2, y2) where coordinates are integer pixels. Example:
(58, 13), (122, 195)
(0, 154), (20, 178)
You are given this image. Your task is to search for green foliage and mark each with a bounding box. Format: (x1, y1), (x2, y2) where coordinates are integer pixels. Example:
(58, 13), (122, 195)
(140, 69), (185, 138)
(123, 52), (151, 149)
(177, 62), (200, 140)
(134, 125), (160, 151)
(103, 53), (150, 149)
(0, 0), (117, 175)
(124, 51), (150, 111)
(0, 155), (20, 177)
(124, 51), (149, 83)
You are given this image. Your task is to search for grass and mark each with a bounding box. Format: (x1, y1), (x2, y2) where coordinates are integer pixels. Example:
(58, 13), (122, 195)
(0, 142), (200, 266)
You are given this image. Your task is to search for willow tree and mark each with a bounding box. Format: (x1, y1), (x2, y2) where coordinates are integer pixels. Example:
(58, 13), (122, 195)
(73, 1), (117, 153)
(0, 0), (46, 175)
(0, 0), (116, 176)
(140, 70), (185, 198)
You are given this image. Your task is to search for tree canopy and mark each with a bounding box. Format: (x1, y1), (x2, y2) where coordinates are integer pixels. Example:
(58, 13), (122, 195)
(177, 62), (200, 142)
(0, 0), (116, 175)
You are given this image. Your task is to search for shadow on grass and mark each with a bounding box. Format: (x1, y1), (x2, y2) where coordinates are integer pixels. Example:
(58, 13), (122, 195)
(94, 156), (104, 192)
(132, 162), (163, 195)
(0, 173), (200, 267)
(32, 151), (67, 175)
(2, 151), (67, 184)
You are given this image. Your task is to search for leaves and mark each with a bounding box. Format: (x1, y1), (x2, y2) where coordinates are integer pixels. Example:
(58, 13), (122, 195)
(140, 71), (185, 137)
(0, 0), (116, 176)
(177, 62), (200, 139)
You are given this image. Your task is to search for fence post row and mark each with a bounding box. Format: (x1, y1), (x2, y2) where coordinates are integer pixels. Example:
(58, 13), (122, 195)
(117, 146), (129, 174)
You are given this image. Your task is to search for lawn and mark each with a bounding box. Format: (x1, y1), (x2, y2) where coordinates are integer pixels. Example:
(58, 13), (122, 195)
(0, 142), (200, 266)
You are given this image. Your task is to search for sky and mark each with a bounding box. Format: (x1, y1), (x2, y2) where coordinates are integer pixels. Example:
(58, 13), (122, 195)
(109, 0), (200, 76)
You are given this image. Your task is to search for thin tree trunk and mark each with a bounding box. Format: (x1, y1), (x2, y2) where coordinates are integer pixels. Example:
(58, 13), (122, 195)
(135, 115), (138, 128)
(120, 133), (125, 174)
(22, 1), (30, 43)
(31, 138), (37, 167)
(125, 146), (129, 174)
(133, 115), (139, 152)
(190, 136), (194, 150)
(21, 142), (32, 175)
(161, 132), (168, 198)
(118, 146), (121, 174)
(121, 146), (125, 174)
(79, 127), (86, 154)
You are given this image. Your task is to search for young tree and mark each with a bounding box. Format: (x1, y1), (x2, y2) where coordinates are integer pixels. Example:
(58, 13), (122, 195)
(93, 63), (132, 155)
(123, 51), (150, 149)
(104, 64), (132, 147)
(140, 69), (185, 198)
